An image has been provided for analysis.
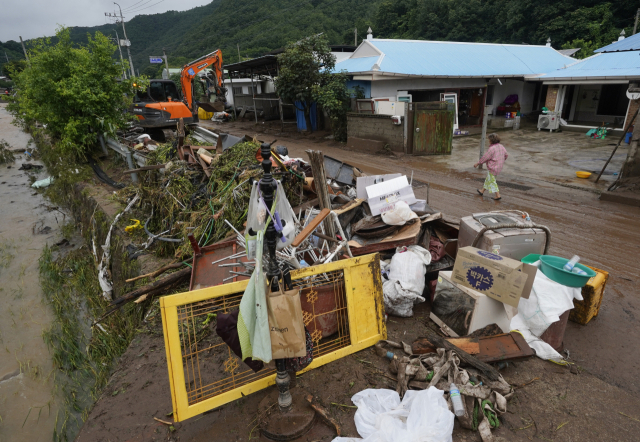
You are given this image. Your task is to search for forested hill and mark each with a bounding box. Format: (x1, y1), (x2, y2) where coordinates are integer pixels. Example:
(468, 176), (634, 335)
(1, 0), (637, 78)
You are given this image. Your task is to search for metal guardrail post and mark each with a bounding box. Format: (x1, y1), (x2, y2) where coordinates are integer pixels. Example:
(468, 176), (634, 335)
(105, 137), (139, 183)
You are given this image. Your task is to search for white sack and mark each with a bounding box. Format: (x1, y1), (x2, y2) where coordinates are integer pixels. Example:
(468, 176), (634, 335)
(331, 387), (454, 442)
(383, 246), (431, 317)
(510, 260), (582, 362)
(381, 201), (418, 226)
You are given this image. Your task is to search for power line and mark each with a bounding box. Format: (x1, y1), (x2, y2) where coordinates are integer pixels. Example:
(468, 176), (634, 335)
(123, 0), (155, 13)
(125, 0), (166, 14)
(121, 0), (146, 12)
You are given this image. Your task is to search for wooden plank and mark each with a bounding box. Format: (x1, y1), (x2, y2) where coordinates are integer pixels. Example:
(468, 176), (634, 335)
(475, 332), (535, 363)
(292, 198), (319, 216)
(421, 328), (500, 381)
(412, 337), (480, 355)
(306, 150), (335, 238)
(291, 208), (330, 247)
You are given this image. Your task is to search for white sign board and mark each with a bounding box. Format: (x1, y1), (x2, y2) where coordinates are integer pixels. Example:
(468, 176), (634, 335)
(365, 175), (417, 216)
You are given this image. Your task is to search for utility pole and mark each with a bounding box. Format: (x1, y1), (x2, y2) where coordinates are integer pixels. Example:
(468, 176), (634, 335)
(634, 8), (640, 35)
(237, 44), (241, 63)
(19, 36), (30, 64)
(163, 47), (169, 78)
(354, 28), (357, 46)
(106, 3), (135, 78)
(114, 30), (127, 80)
(4, 52), (9, 63)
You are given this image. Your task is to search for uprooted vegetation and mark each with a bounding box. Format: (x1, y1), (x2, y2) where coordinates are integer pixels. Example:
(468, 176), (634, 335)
(0, 139), (15, 164)
(117, 138), (304, 259)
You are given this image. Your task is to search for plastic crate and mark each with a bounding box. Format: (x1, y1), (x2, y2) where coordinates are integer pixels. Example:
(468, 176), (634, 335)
(569, 265), (609, 325)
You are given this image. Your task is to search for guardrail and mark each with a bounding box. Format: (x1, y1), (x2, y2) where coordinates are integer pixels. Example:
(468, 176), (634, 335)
(100, 135), (147, 183)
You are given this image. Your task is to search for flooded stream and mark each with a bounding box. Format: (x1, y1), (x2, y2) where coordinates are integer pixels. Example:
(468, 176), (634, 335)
(0, 104), (62, 441)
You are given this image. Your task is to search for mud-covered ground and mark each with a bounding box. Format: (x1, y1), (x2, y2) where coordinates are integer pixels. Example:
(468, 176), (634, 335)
(77, 119), (640, 441)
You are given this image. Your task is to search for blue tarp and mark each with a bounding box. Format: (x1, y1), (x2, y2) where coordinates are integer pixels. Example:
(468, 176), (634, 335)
(295, 101), (317, 131)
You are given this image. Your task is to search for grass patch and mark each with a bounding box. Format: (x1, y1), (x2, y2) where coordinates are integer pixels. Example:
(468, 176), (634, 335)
(39, 243), (143, 441)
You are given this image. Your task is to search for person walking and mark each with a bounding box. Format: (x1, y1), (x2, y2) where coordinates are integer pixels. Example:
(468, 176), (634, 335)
(474, 133), (508, 200)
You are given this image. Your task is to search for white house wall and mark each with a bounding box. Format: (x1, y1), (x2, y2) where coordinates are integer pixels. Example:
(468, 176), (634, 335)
(370, 78), (486, 98)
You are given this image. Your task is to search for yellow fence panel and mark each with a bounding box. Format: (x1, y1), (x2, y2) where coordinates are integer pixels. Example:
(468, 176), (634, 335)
(160, 253), (386, 422)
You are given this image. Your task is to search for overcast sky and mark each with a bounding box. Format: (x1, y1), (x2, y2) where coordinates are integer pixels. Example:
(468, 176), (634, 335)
(0, 0), (213, 42)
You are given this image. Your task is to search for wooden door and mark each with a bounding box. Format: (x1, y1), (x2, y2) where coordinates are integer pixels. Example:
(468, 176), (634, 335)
(470, 92), (482, 117)
(413, 104), (454, 155)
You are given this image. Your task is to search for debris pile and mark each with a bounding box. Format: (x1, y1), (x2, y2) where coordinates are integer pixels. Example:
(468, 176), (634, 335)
(99, 127), (610, 442)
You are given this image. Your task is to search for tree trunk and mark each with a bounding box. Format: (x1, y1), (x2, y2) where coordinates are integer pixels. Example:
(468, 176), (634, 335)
(304, 103), (313, 134)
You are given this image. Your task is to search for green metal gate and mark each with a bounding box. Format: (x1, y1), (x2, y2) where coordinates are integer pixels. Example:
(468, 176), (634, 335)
(412, 102), (454, 155)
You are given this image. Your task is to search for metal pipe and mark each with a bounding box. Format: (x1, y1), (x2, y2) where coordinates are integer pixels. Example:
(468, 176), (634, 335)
(192, 126), (219, 144)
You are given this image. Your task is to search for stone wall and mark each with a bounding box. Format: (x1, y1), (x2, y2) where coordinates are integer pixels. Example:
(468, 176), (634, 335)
(346, 113), (404, 152)
(544, 85), (560, 111)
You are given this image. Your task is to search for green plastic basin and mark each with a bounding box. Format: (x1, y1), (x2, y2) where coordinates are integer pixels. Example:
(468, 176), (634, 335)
(539, 255), (596, 288)
(521, 254), (541, 265)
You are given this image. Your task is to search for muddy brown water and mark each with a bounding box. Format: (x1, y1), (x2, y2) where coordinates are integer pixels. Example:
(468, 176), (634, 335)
(0, 104), (63, 441)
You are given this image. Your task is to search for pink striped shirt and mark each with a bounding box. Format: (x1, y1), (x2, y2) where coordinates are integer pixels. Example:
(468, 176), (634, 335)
(479, 143), (508, 176)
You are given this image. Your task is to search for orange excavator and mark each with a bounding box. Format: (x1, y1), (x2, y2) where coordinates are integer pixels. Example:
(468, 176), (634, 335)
(132, 50), (226, 131)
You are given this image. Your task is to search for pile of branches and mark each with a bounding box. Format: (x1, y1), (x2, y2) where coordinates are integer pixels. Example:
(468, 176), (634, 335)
(118, 137), (304, 259)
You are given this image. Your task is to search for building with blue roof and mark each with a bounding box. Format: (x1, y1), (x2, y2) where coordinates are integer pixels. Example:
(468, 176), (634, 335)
(335, 28), (574, 129)
(527, 30), (640, 132)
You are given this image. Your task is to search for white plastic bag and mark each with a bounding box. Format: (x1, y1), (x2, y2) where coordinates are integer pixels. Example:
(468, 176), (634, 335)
(381, 201), (418, 226)
(510, 260), (582, 362)
(387, 246), (431, 294)
(245, 180), (296, 257)
(383, 246), (431, 317)
(332, 387), (454, 442)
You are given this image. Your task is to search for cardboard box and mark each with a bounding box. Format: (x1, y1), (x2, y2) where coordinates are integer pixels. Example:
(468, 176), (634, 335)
(356, 173), (401, 200)
(451, 246), (537, 307)
(365, 175), (417, 216)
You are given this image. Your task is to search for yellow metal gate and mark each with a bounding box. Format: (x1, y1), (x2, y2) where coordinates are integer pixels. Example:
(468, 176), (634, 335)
(161, 253), (386, 421)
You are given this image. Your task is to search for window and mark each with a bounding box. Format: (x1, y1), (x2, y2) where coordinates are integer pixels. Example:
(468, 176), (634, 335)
(148, 81), (165, 102)
(597, 84), (628, 116)
(486, 85), (495, 106)
(232, 86), (243, 96)
(163, 82), (179, 101)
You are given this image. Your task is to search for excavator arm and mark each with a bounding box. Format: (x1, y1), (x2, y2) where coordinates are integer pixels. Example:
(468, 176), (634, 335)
(180, 50), (225, 112)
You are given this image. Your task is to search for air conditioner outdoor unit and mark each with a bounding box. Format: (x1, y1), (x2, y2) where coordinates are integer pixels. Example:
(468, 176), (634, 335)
(537, 113), (560, 131)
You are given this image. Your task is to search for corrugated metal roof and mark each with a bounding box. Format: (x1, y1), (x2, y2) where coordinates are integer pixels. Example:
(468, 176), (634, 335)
(558, 48), (580, 57)
(334, 39), (574, 77)
(533, 51), (640, 80)
(595, 32), (640, 53)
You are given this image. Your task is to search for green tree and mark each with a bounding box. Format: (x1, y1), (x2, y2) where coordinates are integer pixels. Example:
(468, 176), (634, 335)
(275, 34), (336, 133)
(7, 27), (145, 159)
(2, 60), (27, 79)
(313, 71), (350, 141)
